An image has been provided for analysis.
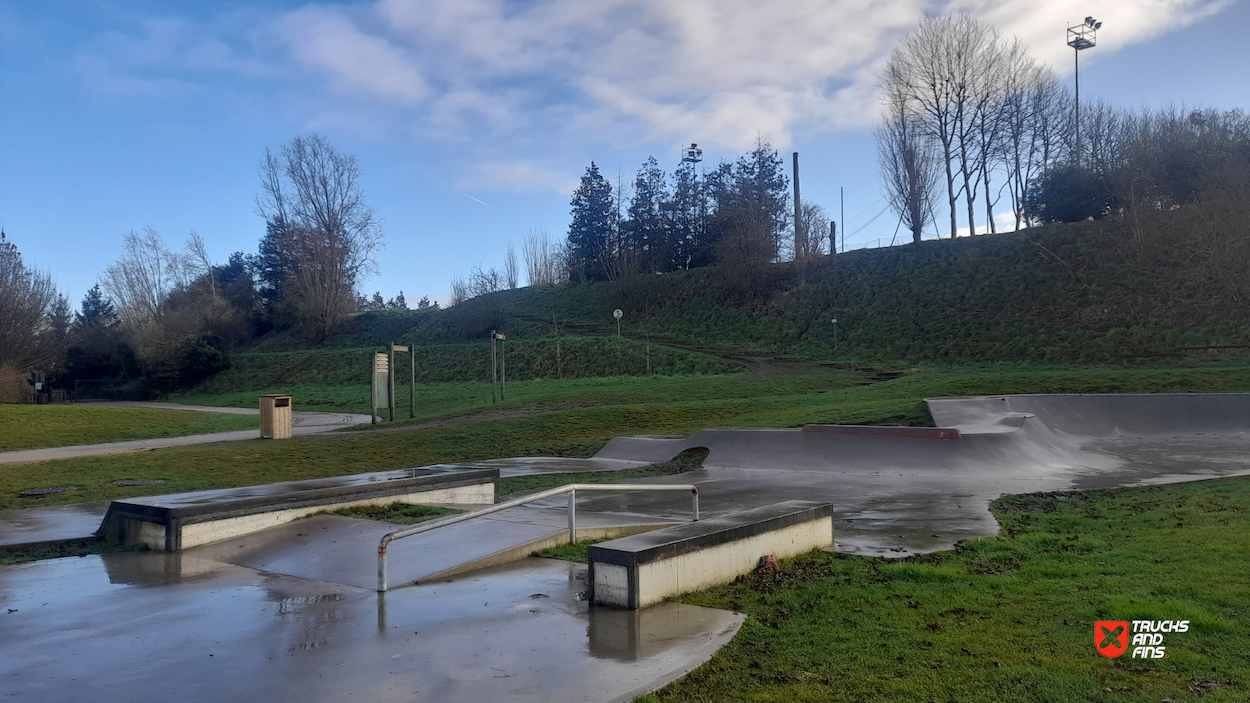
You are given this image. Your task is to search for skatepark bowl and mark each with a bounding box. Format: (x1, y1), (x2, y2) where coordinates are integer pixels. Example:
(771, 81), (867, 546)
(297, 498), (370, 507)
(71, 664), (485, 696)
(3, 393), (1250, 702)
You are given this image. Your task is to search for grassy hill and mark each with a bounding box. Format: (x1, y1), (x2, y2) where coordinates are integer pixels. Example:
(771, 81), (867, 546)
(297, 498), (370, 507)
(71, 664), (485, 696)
(171, 218), (1250, 413)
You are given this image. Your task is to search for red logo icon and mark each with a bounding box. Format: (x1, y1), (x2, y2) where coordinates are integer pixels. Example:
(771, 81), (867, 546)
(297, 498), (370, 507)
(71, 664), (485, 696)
(1095, 620), (1129, 658)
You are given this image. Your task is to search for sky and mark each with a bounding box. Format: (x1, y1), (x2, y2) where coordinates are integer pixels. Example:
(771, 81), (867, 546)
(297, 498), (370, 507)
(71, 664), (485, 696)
(2, 0), (1248, 308)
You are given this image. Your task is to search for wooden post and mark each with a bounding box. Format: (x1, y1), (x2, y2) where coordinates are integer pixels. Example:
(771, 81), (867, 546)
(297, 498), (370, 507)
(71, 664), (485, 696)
(388, 342), (395, 422)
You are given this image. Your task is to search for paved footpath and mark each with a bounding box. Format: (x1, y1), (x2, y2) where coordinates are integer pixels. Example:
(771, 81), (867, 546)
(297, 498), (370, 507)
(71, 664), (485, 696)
(0, 401), (372, 465)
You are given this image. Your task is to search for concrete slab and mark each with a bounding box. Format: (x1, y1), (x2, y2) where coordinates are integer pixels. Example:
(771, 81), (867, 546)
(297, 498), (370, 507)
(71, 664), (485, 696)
(0, 552), (743, 703)
(99, 467), (498, 551)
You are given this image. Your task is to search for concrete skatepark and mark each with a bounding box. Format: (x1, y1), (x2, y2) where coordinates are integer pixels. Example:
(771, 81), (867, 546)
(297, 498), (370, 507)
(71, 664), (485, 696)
(3, 393), (1250, 701)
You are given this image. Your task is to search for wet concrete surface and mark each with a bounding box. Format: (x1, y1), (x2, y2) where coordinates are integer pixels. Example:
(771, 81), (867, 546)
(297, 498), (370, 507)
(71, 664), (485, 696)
(118, 466), (481, 509)
(185, 508), (679, 589)
(0, 552), (743, 703)
(422, 456), (651, 477)
(0, 502), (110, 547)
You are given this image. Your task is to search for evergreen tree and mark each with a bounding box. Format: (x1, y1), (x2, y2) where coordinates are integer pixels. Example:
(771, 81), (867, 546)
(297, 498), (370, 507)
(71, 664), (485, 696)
(566, 162), (615, 282)
(670, 160), (708, 269)
(706, 138), (790, 265)
(625, 156), (669, 273)
(76, 284), (118, 328)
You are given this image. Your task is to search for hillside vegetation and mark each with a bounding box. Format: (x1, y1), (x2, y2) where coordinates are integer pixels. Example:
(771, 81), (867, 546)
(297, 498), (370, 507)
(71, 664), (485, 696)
(179, 214), (1250, 411)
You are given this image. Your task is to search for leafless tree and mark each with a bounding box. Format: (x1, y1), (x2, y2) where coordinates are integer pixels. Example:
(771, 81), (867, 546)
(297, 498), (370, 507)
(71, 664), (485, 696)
(883, 16), (988, 238)
(0, 232), (63, 372)
(877, 90), (941, 244)
(504, 242), (519, 289)
(522, 227), (559, 286)
(448, 273), (469, 307)
(469, 265), (504, 298)
(256, 134), (384, 341)
(101, 227), (182, 328)
(795, 203), (830, 258)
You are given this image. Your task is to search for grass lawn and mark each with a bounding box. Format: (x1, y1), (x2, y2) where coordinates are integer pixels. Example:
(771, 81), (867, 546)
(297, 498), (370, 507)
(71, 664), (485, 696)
(6, 365), (1250, 510)
(634, 476), (1250, 703)
(0, 405), (259, 452)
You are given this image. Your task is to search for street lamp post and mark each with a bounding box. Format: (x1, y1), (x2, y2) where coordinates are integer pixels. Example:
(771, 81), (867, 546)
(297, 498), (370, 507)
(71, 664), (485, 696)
(1067, 16), (1102, 167)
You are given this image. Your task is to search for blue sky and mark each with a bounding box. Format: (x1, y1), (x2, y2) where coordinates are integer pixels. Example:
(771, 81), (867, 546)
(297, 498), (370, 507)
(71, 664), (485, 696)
(2, 0), (1247, 308)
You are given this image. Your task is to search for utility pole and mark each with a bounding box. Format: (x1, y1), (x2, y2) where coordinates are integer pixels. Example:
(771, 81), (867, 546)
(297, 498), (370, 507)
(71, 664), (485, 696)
(792, 152), (802, 260)
(839, 187), (845, 255)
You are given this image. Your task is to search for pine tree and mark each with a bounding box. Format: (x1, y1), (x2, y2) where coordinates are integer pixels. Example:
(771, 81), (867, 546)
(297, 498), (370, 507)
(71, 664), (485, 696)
(626, 156), (669, 273)
(77, 285), (118, 328)
(566, 162), (614, 282)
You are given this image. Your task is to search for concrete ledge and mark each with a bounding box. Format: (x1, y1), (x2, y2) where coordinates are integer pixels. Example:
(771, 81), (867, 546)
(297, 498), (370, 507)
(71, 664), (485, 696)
(589, 500), (834, 609)
(802, 424), (960, 440)
(98, 468), (498, 551)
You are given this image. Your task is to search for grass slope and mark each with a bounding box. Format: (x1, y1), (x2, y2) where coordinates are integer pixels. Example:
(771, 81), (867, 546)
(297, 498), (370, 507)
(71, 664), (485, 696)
(0, 405), (258, 452)
(642, 476), (1250, 702)
(8, 366), (1250, 510)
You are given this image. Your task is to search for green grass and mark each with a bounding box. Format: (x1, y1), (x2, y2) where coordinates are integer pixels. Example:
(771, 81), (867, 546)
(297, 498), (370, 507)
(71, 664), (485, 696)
(533, 538), (609, 563)
(7, 365), (1250, 510)
(0, 405), (259, 452)
(641, 477), (1250, 703)
(326, 502), (462, 524)
(0, 540), (148, 565)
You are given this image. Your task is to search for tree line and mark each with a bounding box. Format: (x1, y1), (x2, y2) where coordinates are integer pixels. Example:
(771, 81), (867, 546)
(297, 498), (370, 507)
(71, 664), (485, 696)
(877, 14), (1250, 249)
(561, 139), (830, 283)
(0, 134), (415, 396)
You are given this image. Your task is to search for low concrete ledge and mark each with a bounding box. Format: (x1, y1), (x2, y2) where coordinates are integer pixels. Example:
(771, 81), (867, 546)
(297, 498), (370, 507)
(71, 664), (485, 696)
(802, 424), (961, 440)
(98, 467), (498, 552)
(588, 500), (834, 609)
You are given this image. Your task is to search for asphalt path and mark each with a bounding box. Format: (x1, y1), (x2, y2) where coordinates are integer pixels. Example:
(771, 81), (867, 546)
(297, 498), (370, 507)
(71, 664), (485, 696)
(0, 402), (372, 465)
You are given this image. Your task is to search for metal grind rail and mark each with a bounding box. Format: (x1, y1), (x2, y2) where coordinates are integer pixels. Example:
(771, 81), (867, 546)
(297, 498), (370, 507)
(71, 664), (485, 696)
(377, 483), (699, 591)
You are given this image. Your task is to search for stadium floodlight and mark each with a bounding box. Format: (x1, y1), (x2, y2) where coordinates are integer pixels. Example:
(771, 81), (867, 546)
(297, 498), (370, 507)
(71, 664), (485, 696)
(1066, 17), (1102, 166)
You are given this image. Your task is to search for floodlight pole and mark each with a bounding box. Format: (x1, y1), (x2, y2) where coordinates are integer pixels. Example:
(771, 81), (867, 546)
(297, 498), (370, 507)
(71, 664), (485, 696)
(1067, 18), (1101, 168)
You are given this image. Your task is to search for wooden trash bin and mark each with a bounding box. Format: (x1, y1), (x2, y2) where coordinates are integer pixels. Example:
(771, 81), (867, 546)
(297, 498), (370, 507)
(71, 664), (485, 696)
(259, 394), (293, 439)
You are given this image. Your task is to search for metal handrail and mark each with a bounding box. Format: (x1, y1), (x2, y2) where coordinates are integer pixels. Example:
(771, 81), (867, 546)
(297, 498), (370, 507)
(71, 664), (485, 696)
(377, 483), (699, 591)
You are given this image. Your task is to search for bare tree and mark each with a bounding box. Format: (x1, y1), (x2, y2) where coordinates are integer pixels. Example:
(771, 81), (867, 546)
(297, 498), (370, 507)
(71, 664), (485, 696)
(0, 232), (63, 372)
(884, 16), (983, 238)
(101, 227), (182, 328)
(448, 273), (469, 307)
(504, 241), (519, 289)
(469, 265), (504, 298)
(795, 203), (831, 258)
(256, 134), (384, 341)
(522, 227), (558, 286)
(877, 90), (941, 243)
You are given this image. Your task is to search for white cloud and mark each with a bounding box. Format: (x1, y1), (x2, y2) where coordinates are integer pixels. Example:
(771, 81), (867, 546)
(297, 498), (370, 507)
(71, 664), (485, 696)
(278, 6), (426, 105)
(459, 160), (580, 196)
(272, 0), (1229, 154)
